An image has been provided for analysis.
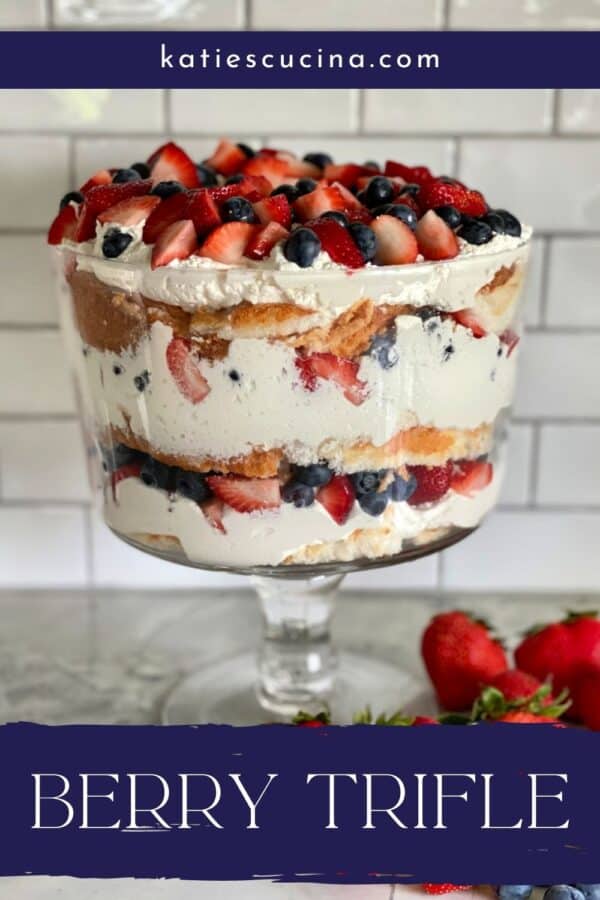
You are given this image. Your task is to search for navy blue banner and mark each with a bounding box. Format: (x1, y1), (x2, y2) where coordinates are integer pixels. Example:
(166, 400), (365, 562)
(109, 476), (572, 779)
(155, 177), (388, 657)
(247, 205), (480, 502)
(0, 722), (598, 884)
(0, 31), (599, 88)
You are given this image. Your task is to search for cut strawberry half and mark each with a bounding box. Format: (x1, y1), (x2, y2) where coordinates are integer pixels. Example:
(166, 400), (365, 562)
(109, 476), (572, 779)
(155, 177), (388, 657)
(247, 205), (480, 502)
(452, 308), (487, 338)
(384, 161), (433, 186)
(142, 191), (190, 244)
(148, 141), (199, 189)
(151, 219), (197, 270)
(371, 214), (419, 265)
(201, 497), (226, 534)
(238, 174), (272, 200)
(80, 169), (112, 194)
(244, 221), (289, 261)
(322, 163), (367, 187)
(97, 194), (160, 227)
(242, 155), (289, 188)
(419, 179), (488, 217)
(47, 204), (78, 245)
(415, 209), (460, 262)
(500, 328), (520, 356)
(422, 885), (472, 895)
(204, 139), (247, 177)
(197, 222), (256, 264)
(186, 190), (222, 238)
(294, 185), (346, 222)
(283, 157), (321, 179)
(407, 463), (453, 506)
(330, 180), (365, 211)
(110, 461), (142, 499)
(166, 336), (211, 404)
(295, 352), (367, 405)
(451, 459), (493, 497)
(253, 194), (292, 229)
(75, 179), (152, 242)
(307, 218), (364, 269)
(316, 475), (355, 525)
(206, 475), (281, 514)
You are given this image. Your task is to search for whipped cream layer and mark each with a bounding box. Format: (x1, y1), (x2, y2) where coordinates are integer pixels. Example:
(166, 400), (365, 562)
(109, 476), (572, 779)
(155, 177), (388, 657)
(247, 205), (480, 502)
(66, 224), (531, 320)
(81, 318), (516, 465)
(106, 464), (501, 568)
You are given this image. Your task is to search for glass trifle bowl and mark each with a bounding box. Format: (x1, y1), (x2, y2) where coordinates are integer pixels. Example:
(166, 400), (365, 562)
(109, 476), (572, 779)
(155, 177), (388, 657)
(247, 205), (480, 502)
(51, 140), (531, 723)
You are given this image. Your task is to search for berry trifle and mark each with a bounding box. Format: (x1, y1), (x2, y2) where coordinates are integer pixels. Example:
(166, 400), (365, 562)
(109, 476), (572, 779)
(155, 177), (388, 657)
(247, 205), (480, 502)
(50, 140), (531, 571)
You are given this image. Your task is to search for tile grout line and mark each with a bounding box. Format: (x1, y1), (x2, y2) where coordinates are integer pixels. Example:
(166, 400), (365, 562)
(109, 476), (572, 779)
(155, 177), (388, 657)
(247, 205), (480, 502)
(83, 503), (95, 587)
(551, 89), (562, 135)
(528, 423), (542, 507)
(537, 234), (553, 327)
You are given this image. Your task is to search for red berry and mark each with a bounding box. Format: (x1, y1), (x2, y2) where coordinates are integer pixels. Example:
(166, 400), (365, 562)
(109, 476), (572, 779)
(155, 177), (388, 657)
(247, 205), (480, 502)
(420, 180), (487, 217)
(407, 463), (452, 506)
(572, 668), (600, 730)
(422, 886), (471, 895)
(316, 475), (355, 525)
(148, 141), (199, 188)
(500, 328), (520, 356)
(166, 337), (211, 405)
(253, 194), (292, 229)
(415, 209), (460, 261)
(186, 190), (221, 238)
(207, 475), (281, 514)
(97, 194), (160, 227)
(47, 204), (78, 245)
(452, 309), (487, 338)
(201, 497), (226, 534)
(487, 669), (550, 704)
(242, 155), (289, 188)
(151, 219), (197, 270)
(142, 192), (191, 244)
(294, 185), (347, 222)
(204, 139), (247, 177)
(384, 161), (433, 186)
(322, 163), (368, 187)
(197, 222), (256, 264)
(295, 352), (367, 406)
(450, 459), (493, 497)
(75, 179), (152, 242)
(80, 169), (112, 193)
(244, 222), (289, 261)
(307, 217), (365, 269)
(371, 214), (419, 265)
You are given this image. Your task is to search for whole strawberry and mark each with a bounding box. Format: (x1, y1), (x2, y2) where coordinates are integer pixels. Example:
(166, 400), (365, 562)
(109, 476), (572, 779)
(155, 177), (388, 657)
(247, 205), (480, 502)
(421, 611), (508, 711)
(422, 885), (472, 895)
(495, 710), (561, 724)
(487, 669), (554, 705)
(515, 611), (600, 719)
(572, 668), (600, 730)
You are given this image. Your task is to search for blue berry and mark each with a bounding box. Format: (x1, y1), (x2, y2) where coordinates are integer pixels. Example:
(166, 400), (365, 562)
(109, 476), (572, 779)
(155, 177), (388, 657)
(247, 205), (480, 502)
(151, 180), (185, 199)
(364, 176), (394, 208)
(271, 183), (300, 203)
(101, 443), (141, 472)
(303, 152), (333, 169)
(575, 887), (600, 900)
(496, 890), (534, 900)
(102, 228), (133, 259)
(415, 306), (439, 322)
(350, 470), (386, 496)
(368, 326), (398, 369)
(134, 370), (150, 392)
(140, 457), (172, 491)
(372, 203), (417, 231)
(112, 168), (142, 184)
(391, 472), (417, 502)
(237, 142), (255, 158)
(59, 190), (83, 210)
(196, 163), (218, 187)
(283, 228), (321, 268)
(459, 217), (494, 245)
(228, 369), (241, 382)
(544, 888), (585, 900)
(293, 463), (333, 487)
(225, 173), (245, 185)
(131, 161), (150, 179)
(358, 486), (391, 516)
(434, 205), (462, 229)
(484, 208), (521, 237)
(349, 222), (377, 262)
(221, 196), (256, 224)
(175, 469), (211, 502)
(296, 178), (318, 197)
(398, 183), (420, 198)
(321, 210), (349, 228)
(282, 480), (315, 507)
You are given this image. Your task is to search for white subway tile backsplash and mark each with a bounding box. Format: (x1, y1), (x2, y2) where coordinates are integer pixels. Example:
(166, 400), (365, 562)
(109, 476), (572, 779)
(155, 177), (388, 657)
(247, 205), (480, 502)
(538, 425), (600, 506)
(0, 137), (69, 228)
(499, 423), (533, 507)
(268, 137), (454, 174)
(252, 0), (443, 29)
(559, 91), (600, 133)
(459, 139), (600, 232)
(364, 90), (552, 135)
(0, 332), (75, 415)
(345, 555), (438, 591)
(53, 0), (244, 28)
(0, 237), (56, 325)
(450, 0), (600, 29)
(171, 90), (358, 135)
(546, 238), (600, 327)
(442, 510), (600, 591)
(0, 421), (88, 501)
(0, 0), (46, 27)
(0, 506), (88, 588)
(515, 333), (600, 419)
(0, 90), (164, 134)
(522, 238), (544, 327)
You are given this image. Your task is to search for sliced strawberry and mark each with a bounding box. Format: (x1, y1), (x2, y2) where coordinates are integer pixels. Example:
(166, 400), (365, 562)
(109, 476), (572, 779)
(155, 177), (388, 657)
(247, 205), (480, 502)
(186, 190), (221, 238)
(97, 194), (160, 227)
(166, 336), (211, 404)
(295, 352), (367, 406)
(500, 328), (520, 356)
(393, 194), (420, 215)
(197, 222), (256, 264)
(294, 185), (346, 222)
(202, 497), (226, 534)
(283, 157), (321, 179)
(207, 475), (281, 514)
(253, 194), (292, 229)
(452, 308), (487, 338)
(316, 475), (355, 525)
(242, 155), (289, 189)
(307, 218), (364, 269)
(422, 885), (472, 895)
(419, 179), (487, 217)
(75, 179), (152, 242)
(151, 219), (197, 270)
(346, 207), (373, 225)
(47, 204), (78, 245)
(80, 169), (112, 193)
(238, 174), (272, 199)
(244, 222), (289, 261)
(371, 214), (419, 265)
(384, 161), (433, 186)
(148, 141), (199, 189)
(407, 463), (453, 506)
(330, 180), (364, 211)
(322, 163), (366, 187)
(204, 139), (247, 177)
(142, 191), (190, 244)
(415, 209), (460, 262)
(451, 459), (493, 497)
(110, 461), (142, 498)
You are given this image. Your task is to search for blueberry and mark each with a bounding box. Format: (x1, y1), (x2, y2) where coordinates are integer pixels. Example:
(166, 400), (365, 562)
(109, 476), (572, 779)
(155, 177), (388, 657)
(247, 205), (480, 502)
(102, 228), (133, 259)
(364, 176), (394, 208)
(358, 486), (391, 516)
(459, 217), (494, 245)
(544, 888), (585, 900)
(349, 222), (377, 262)
(221, 196), (257, 224)
(391, 472), (417, 502)
(293, 463), (333, 487)
(112, 364), (123, 375)
(496, 889), (534, 900)
(575, 887), (600, 900)
(237, 142), (255, 158)
(112, 167), (142, 184)
(131, 161), (150, 179)
(372, 203), (417, 231)
(228, 369), (241, 382)
(140, 457), (172, 491)
(101, 443), (142, 472)
(350, 470), (386, 496)
(484, 208), (522, 237)
(59, 190), (83, 210)
(225, 173), (245, 185)
(296, 178), (318, 197)
(151, 180), (185, 199)
(434, 205), (462, 229)
(415, 306), (439, 322)
(196, 163), (218, 187)
(283, 228), (321, 268)
(282, 480), (315, 507)
(134, 370), (150, 392)
(369, 326), (398, 369)
(175, 468), (211, 503)
(398, 183), (420, 198)
(303, 152), (333, 169)
(321, 210), (349, 228)
(271, 183), (300, 203)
